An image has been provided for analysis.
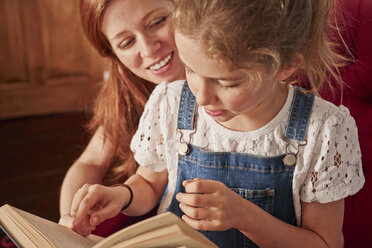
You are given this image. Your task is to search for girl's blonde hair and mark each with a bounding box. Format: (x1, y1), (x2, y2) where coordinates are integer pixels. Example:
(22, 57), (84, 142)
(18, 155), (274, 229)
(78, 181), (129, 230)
(80, 0), (155, 183)
(173, 0), (345, 94)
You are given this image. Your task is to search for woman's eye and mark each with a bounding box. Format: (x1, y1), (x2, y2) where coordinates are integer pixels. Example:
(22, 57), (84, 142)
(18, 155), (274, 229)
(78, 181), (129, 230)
(149, 16), (167, 29)
(118, 38), (134, 50)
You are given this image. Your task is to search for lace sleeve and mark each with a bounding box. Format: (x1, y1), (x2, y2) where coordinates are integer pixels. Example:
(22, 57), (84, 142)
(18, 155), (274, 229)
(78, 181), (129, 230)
(130, 83), (169, 172)
(300, 106), (365, 203)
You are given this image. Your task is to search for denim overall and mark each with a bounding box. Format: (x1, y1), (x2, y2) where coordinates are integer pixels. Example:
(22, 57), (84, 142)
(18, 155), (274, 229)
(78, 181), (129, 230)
(168, 81), (314, 248)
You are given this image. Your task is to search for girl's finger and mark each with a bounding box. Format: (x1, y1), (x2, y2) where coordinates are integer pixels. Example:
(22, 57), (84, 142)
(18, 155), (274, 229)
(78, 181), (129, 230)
(181, 214), (215, 231)
(176, 191), (216, 208)
(183, 179), (224, 194)
(178, 202), (211, 220)
(182, 178), (200, 187)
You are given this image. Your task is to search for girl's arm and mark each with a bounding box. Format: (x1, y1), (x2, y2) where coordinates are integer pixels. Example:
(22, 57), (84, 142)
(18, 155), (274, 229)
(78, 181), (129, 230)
(177, 179), (344, 248)
(70, 166), (168, 236)
(238, 198), (344, 248)
(59, 127), (113, 227)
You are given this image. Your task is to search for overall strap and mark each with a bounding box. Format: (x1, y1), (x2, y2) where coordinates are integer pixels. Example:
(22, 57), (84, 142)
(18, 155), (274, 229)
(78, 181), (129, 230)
(177, 81), (197, 130)
(284, 87), (315, 141)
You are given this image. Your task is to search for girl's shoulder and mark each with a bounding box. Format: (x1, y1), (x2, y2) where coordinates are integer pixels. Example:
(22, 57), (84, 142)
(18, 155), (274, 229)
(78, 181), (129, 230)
(300, 95), (363, 203)
(151, 80), (186, 100)
(311, 95), (354, 126)
(144, 80), (186, 114)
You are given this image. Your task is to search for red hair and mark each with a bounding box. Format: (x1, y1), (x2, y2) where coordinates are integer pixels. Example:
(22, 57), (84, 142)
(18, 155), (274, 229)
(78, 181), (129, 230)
(80, 0), (155, 183)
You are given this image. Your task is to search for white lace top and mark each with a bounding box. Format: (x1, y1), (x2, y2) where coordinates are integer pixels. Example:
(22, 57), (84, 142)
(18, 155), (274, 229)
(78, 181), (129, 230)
(130, 80), (365, 225)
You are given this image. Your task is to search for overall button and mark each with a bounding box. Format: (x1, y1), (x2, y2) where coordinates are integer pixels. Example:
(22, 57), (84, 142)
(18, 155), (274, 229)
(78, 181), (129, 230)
(283, 153), (296, 166)
(178, 142), (189, 155)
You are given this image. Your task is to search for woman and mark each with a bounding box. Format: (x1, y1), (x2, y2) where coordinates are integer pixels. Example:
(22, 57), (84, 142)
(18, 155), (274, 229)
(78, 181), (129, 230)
(58, 0), (185, 236)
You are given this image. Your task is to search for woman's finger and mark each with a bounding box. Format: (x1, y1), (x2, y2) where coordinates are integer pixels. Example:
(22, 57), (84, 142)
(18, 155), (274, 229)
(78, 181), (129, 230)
(58, 214), (74, 228)
(70, 184), (91, 217)
(74, 185), (107, 224)
(72, 214), (96, 236)
(89, 201), (121, 226)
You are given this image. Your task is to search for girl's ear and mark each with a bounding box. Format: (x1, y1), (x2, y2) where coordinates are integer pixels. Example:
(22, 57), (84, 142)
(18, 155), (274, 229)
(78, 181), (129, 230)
(275, 53), (304, 81)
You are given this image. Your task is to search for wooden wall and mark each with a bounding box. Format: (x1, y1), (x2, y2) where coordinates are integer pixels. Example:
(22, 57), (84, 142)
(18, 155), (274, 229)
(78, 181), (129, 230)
(0, 0), (106, 119)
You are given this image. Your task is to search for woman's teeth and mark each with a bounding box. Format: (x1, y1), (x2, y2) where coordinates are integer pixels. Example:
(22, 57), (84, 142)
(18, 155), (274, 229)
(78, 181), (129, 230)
(149, 53), (172, 70)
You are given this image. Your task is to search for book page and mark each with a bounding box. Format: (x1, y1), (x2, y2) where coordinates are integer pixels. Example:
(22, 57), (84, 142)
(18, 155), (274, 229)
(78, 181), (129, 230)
(93, 212), (217, 248)
(10, 205), (97, 248)
(111, 224), (216, 248)
(0, 209), (38, 248)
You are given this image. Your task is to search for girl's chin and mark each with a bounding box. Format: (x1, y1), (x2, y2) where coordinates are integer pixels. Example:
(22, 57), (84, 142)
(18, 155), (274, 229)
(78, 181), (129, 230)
(212, 115), (232, 124)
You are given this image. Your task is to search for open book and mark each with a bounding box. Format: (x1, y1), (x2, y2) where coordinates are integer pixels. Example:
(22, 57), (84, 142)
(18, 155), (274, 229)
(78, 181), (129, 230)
(0, 204), (218, 248)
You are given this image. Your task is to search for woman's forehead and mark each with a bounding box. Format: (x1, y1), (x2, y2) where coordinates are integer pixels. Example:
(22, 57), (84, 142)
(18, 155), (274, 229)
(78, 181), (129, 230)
(101, 0), (170, 39)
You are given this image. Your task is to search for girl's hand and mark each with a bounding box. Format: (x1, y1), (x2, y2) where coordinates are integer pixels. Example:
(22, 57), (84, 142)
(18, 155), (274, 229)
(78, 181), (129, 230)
(176, 179), (244, 231)
(70, 184), (129, 236)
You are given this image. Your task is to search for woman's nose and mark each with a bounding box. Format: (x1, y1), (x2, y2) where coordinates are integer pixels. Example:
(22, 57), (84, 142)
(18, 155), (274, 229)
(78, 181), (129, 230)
(139, 34), (160, 58)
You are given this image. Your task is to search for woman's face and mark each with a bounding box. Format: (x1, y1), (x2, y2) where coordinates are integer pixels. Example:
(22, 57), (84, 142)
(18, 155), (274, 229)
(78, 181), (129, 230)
(101, 0), (185, 84)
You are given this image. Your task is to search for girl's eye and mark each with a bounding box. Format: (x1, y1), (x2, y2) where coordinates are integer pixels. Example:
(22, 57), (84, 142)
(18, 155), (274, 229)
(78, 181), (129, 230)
(118, 38), (134, 50)
(220, 82), (240, 89)
(149, 16), (168, 29)
(185, 67), (194, 74)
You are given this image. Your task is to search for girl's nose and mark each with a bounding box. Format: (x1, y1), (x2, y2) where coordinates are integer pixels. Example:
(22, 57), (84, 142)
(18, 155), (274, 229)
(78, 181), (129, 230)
(139, 34), (160, 58)
(195, 79), (215, 107)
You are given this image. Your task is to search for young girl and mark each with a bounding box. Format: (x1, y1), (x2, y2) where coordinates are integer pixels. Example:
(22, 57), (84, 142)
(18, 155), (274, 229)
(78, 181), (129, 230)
(70, 0), (365, 247)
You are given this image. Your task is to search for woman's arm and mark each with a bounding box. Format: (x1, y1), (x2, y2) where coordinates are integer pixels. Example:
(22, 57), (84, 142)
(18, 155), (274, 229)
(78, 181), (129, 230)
(70, 166), (168, 236)
(59, 127), (114, 226)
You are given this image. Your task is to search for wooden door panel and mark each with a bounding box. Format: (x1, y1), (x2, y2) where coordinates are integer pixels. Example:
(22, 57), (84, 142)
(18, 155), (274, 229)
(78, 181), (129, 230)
(19, 0), (46, 85)
(0, 0), (27, 83)
(0, 0), (105, 119)
(39, 0), (92, 77)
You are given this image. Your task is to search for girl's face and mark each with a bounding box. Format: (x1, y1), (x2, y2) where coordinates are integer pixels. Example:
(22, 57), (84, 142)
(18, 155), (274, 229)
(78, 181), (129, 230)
(101, 0), (185, 84)
(175, 31), (288, 132)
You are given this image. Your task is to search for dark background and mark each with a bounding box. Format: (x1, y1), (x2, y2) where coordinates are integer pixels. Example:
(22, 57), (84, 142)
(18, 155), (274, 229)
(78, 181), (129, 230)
(0, 112), (91, 223)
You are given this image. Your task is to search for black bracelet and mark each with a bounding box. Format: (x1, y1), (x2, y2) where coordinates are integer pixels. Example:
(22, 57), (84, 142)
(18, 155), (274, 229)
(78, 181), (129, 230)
(112, 184), (133, 211)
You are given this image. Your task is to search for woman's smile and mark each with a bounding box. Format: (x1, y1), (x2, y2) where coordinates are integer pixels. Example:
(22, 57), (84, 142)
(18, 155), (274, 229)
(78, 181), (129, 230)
(147, 52), (174, 74)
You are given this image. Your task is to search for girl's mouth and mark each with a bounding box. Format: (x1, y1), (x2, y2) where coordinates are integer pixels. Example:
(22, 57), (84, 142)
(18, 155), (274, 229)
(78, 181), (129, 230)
(204, 108), (226, 117)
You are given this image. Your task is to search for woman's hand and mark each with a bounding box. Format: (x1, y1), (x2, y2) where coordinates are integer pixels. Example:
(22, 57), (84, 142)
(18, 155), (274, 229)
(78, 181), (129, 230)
(70, 183), (130, 236)
(59, 212), (96, 237)
(176, 178), (244, 231)
(58, 214), (74, 228)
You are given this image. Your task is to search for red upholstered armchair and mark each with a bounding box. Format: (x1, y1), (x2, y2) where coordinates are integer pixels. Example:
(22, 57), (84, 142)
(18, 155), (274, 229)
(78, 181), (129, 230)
(320, 0), (372, 247)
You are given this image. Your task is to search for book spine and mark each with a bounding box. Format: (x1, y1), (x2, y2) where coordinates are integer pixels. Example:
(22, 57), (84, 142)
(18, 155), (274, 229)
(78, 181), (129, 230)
(0, 224), (22, 248)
